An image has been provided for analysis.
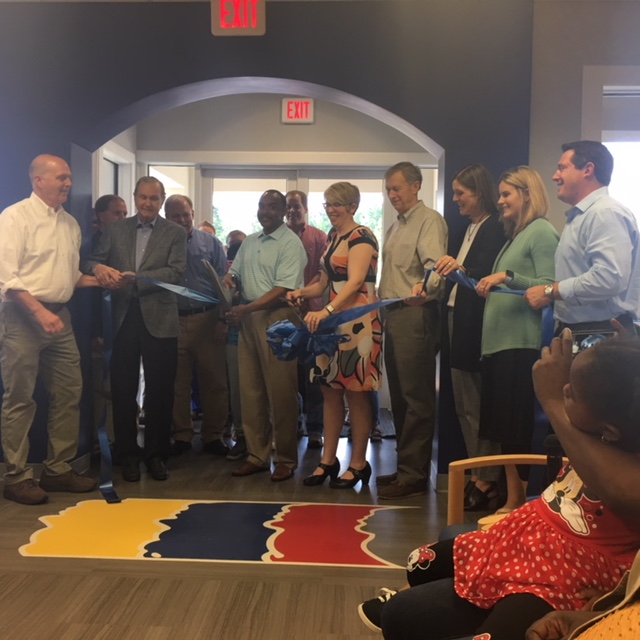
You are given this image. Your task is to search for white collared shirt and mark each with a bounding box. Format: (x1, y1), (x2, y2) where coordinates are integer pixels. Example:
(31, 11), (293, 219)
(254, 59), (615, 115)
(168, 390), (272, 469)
(0, 192), (82, 302)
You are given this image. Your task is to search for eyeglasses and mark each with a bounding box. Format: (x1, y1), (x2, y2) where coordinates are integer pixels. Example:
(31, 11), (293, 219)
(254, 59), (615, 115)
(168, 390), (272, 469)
(323, 202), (351, 210)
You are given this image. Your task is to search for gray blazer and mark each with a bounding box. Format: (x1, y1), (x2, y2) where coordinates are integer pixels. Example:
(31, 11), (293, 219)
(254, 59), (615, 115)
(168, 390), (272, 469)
(85, 215), (187, 338)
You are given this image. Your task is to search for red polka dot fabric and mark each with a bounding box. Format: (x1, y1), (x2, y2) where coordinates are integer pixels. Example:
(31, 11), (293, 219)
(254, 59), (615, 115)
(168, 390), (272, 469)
(453, 467), (640, 611)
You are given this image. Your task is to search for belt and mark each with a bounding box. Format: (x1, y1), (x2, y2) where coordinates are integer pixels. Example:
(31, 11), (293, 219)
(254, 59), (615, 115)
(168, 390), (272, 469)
(385, 301), (406, 312)
(39, 301), (65, 313)
(385, 300), (438, 312)
(178, 305), (217, 317)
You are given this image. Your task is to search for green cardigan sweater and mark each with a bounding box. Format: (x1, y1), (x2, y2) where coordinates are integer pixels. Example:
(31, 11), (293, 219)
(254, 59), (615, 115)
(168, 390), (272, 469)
(481, 217), (560, 356)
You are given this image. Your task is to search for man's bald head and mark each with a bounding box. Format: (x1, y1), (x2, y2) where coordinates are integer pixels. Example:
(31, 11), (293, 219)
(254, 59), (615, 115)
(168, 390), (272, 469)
(29, 155), (72, 210)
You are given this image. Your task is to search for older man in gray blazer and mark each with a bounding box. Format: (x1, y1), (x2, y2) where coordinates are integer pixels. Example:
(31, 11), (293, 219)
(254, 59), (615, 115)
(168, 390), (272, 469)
(86, 176), (186, 482)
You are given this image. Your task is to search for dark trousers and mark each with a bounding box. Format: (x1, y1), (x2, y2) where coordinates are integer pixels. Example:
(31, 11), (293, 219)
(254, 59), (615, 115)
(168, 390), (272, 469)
(110, 300), (177, 461)
(297, 361), (324, 435)
(382, 538), (554, 640)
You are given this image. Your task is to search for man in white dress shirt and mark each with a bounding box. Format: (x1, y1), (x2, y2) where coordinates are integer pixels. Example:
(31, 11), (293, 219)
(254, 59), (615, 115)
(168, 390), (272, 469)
(0, 155), (98, 504)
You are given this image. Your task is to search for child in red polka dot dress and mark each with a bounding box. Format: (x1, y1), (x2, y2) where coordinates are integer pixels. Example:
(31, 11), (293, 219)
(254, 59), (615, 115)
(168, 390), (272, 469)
(358, 332), (640, 640)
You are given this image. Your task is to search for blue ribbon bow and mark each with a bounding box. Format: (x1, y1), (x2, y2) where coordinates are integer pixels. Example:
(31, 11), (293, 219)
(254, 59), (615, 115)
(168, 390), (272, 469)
(266, 298), (406, 362)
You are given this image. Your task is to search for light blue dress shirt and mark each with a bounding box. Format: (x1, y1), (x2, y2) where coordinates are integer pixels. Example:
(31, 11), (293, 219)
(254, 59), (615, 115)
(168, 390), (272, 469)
(555, 187), (640, 324)
(229, 223), (306, 302)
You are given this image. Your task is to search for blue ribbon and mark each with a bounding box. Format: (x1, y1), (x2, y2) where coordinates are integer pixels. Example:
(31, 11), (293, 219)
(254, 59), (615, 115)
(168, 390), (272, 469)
(268, 268), (556, 362)
(126, 275), (219, 304)
(427, 268), (555, 347)
(97, 290), (121, 504)
(267, 298), (406, 362)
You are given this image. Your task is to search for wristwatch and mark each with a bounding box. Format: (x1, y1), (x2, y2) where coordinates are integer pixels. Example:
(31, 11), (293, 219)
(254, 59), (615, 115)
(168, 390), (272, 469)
(504, 270), (514, 286)
(325, 304), (336, 315)
(543, 284), (555, 301)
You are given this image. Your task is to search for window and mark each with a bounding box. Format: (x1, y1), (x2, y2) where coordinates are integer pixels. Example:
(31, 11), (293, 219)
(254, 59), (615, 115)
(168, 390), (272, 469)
(212, 177), (288, 242)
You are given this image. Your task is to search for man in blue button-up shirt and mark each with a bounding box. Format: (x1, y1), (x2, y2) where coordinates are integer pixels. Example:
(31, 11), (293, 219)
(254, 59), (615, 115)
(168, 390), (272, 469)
(525, 140), (639, 334)
(164, 195), (230, 458)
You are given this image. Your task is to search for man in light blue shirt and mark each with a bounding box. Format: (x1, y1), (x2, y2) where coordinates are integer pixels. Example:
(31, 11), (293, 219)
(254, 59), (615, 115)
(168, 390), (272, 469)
(225, 190), (306, 482)
(165, 195), (229, 458)
(525, 140), (639, 332)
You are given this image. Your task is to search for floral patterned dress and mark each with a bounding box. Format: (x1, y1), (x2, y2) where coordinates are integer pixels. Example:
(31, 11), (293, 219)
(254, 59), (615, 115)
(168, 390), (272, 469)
(311, 225), (382, 391)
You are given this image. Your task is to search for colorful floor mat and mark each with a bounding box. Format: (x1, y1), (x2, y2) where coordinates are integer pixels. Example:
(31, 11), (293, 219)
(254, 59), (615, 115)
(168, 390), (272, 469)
(20, 499), (406, 568)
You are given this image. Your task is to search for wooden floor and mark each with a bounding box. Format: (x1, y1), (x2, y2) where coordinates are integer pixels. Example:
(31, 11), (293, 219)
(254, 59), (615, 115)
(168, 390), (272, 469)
(0, 432), (450, 640)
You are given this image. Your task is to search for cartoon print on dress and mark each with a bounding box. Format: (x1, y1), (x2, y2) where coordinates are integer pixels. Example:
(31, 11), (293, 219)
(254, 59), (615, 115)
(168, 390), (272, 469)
(472, 634), (491, 640)
(406, 544), (436, 572)
(541, 466), (599, 535)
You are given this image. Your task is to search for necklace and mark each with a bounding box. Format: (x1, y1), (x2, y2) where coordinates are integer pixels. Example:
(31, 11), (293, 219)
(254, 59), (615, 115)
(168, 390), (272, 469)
(466, 214), (488, 242)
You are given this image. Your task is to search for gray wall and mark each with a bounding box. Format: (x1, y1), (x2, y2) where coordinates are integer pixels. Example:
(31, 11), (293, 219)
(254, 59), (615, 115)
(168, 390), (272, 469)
(137, 95), (428, 154)
(531, 0), (640, 226)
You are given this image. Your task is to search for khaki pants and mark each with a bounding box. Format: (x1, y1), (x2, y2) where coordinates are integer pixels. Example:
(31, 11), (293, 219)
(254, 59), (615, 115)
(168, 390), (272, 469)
(172, 308), (228, 444)
(384, 303), (440, 484)
(0, 302), (81, 483)
(238, 308), (298, 469)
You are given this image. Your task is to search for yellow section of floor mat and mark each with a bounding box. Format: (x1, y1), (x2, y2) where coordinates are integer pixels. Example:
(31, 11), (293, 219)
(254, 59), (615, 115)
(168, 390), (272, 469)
(20, 498), (193, 558)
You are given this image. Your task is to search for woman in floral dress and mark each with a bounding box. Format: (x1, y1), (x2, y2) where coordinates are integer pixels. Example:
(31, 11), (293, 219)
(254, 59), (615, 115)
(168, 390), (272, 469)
(287, 181), (382, 489)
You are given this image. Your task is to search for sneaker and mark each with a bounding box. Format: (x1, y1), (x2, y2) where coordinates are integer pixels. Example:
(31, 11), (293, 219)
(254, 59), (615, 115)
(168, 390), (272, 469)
(357, 588), (397, 633)
(3, 478), (49, 505)
(226, 438), (248, 461)
(377, 479), (427, 500)
(202, 439), (230, 456)
(370, 426), (383, 443)
(39, 470), (98, 493)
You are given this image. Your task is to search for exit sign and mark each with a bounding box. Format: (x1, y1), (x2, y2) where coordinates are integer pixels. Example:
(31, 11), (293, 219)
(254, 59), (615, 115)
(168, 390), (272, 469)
(281, 98), (315, 124)
(211, 0), (266, 36)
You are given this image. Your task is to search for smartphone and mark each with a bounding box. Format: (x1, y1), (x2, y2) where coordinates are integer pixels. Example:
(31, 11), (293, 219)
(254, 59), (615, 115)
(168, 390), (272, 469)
(571, 330), (615, 356)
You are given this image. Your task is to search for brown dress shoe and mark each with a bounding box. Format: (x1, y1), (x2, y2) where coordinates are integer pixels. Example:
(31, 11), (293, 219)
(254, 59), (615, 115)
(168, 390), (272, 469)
(232, 461), (269, 477)
(375, 472), (398, 487)
(3, 479), (49, 505)
(39, 470), (97, 493)
(377, 479), (427, 500)
(271, 463), (294, 482)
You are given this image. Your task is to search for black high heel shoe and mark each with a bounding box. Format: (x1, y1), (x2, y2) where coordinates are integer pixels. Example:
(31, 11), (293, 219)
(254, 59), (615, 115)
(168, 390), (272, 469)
(329, 461), (372, 489)
(464, 481), (498, 511)
(303, 459), (340, 486)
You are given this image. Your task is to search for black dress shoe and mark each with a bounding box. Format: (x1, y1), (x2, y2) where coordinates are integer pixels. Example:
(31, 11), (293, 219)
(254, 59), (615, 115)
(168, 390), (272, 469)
(202, 439), (230, 456)
(146, 456), (169, 481)
(122, 458), (141, 482)
(303, 459), (340, 486)
(169, 440), (192, 457)
(307, 433), (324, 449)
(330, 462), (372, 489)
(464, 480), (476, 499)
(464, 482), (497, 511)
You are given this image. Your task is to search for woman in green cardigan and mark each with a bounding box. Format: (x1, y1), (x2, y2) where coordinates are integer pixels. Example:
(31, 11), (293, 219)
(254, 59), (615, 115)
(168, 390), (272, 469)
(476, 166), (560, 512)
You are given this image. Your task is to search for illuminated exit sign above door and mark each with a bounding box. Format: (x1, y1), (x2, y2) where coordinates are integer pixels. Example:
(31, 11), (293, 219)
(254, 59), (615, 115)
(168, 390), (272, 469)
(281, 98), (315, 124)
(211, 0), (266, 36)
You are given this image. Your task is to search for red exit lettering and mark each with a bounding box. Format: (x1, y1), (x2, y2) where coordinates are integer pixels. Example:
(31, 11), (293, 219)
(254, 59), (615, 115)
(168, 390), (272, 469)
(219, 0), (261, 29)
(287, 101), (311, 120)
